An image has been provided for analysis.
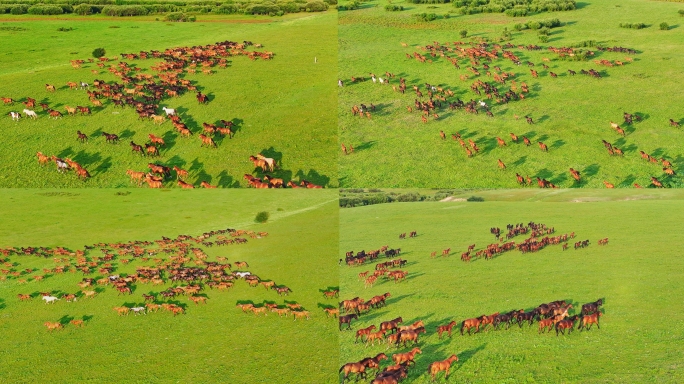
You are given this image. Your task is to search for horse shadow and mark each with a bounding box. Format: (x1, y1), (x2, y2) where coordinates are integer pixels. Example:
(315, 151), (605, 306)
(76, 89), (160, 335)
(82, 314), (94, 322)
(550, 139), (565, 149)
(537, 115), (550, 123)
(236, 299), (255, 305)
(583, 163), (600, 178)
(317, 303), (336, 310)
(537, 134), (550, 142)
(456, 344), (487, 369)
(119, 129), (136, 140)
(73, 150), (102, 168)
(512, 156), (527, 166)
(94, 157), (113, 177)
(58, 315), (75, 325)
(294, 169), (330, 187)
(357, 310), (389, 324)
(385, 293), (414, 306)
(217, 170), (240, 188)
(188, 157), (204, 174)
(535, 168), (555, 180)
(194, 169), (213, 184)
(0, 298), (4, 310)
(175, 107), (199, 132)
(651, 147), (666, 158)
(353, 141), (377, 152)
(166, 155), (186, 168)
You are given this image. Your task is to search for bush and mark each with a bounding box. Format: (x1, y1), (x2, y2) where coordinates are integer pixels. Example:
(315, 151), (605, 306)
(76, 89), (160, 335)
(680, 9), (684, 16)
(73, 3), (92, 14)
(660, 22), (669, 30)
(165, 11), (192, 21)
(415, 12), (438, 21)
(305, 0), (328, 11)
(92, 47), (106, 58)
(538, 35), (548, 43)
(467, 196), (485, 202)
(385, 4), (403, 11)
(255, 211), (270, 223)
(215, 4), (239, 13)
(619, 22), (646, 29)
(101, 5), (148, 16)
(27, 5), (63, 14)
(459, 29), (468, 37)
(10, 4), (28, 14)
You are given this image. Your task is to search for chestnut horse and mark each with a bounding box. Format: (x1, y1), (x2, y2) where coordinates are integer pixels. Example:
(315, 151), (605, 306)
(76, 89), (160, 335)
(429, 355), (459, 381)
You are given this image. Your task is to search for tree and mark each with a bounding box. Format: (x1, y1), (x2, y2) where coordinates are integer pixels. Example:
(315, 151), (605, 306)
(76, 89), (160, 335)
(255, 211), (270, 223)
(92, 48), (106, 58)
(459, 30), (468, 38)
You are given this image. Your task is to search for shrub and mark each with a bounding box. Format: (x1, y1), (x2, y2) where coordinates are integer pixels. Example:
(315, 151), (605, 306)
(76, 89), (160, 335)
(92, 47), (106, 58)
(538, 35), (548, 43)
(538, 27), (550, 35)
(28, 5), (63, 14)
(101, 5), (148, 16)
(619, 22), (646, 29)
(415, 12), (438, 21)
(255, 211), (269, 223)
(659, 22), (669, 30)
(10, 5), (28, 14)
(305, 0), (328, 11)
(467, 196), (485, 202)
(57, 27), (74, 31)
(385, 4), (403, 11)
(215, 4), (239, 13)
(459, 29), (468, 37)
(679, 9), (684, 16)
(165, 11), (192, 21)
(73, 3), (92, 14)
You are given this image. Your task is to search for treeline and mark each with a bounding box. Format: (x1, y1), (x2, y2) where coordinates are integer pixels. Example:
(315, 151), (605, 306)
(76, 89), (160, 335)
(339, 189), (485, 208)
(0, 0), (333, 16)
(449, 0), (575, 16)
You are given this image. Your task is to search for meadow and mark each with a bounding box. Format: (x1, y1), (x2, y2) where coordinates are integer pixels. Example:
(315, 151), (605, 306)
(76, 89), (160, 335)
(339, 0), (684, 188)
(340, 190), (684, 383)
(0, 10), (337, 187)
(0, 189), (339, 383)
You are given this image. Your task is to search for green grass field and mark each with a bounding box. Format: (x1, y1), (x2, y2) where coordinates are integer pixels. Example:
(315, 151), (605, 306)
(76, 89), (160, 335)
(0, 189), (338, 383)
(339, 0), (684, 188)
(0, 11), (337, 187)
(340, 190), (684, 383)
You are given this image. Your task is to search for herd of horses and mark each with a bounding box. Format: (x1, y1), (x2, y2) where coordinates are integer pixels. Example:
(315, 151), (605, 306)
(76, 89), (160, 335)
(340, 218), (611, 382)
(4, 226), (316, 329)
(341, 38), (681, 187)
(1, 40), (320, 187)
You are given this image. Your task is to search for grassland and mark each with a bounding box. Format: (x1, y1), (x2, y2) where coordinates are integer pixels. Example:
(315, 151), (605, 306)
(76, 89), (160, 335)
(339, 0), (684, 188)
(340, 190), (684, 383)
(0, 10), (337, 187)
(0, 189), (338, 383)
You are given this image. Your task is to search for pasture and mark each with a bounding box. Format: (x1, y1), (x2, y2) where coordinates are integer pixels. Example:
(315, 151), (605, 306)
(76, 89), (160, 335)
(339, 190), (684, 383)
(339, 0), (684, 188)
(0, 189), (339, 383)
(0, 11), (336, 187)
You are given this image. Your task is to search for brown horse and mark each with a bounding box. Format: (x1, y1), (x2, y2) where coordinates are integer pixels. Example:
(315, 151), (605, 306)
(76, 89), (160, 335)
(397, 326), (426, 347)
(392, 347), (422, 366)
(356, 325), (377, 343)
(339, 361), (369, 383)
(461, 316), (483, 335)
(437, 321), (457, 339)
(579, 312), (602, 331)
(429, 355), (459, 381)
(555, 315), (578, 335)
(380, 317), (403, 334)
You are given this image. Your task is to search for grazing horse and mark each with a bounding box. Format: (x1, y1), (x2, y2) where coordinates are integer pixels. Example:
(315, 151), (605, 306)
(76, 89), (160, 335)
(429, 355), (459, 382)
(538, 142), (548, 152)
(196, 92), (208, 104)
(340, 314), (358, 330)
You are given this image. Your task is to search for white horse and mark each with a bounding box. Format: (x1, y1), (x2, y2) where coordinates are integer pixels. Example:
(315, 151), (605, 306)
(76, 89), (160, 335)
(131, 307), (146, 315)
(256, 154), (276, 172)
(338, 79), (343, 87)
(9, 111), (21, 121)
(54, 158), (69, 173)
(22, 109), (38, 119)
(478, 100), (487, 108)
(235, 271), (251, 278)
(42, 295), (60, 304)
(79, 81), (89, 89)
(379, 77), (385, 84)
(162, 107), (176, 116)
(108, 274), (120, 281)
(371, 75), (377, 83)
